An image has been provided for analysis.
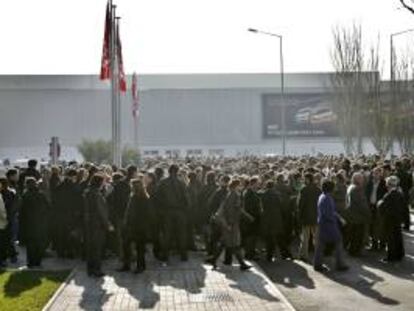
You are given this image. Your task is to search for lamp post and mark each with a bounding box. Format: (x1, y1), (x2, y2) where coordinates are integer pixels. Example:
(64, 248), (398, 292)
(248, 28), (286, 155)
(390, 28), (414, 155)
(390, 28), (414, 82)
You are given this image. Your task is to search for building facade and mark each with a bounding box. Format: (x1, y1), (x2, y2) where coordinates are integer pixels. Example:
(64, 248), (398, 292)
(0, 73), (378, 161)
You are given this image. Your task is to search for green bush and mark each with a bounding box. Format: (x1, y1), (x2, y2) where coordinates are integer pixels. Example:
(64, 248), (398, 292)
(77, 139), (140, 166)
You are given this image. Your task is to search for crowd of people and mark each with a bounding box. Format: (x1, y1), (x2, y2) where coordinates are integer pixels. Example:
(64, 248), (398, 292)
(0, 154), (411, 276)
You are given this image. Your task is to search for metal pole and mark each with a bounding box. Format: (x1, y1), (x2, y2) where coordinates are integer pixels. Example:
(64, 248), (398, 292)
(247, 28), (286, 155)
(279, 36), (286, 156)
(110, 3), (118, 165)
(134, 114), (138, 150)
(390, 34), (395, 156)
(115, 17), (122, 167)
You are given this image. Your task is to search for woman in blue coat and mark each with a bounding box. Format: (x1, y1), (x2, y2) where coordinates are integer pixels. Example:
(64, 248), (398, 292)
(313, 179), (349, 272)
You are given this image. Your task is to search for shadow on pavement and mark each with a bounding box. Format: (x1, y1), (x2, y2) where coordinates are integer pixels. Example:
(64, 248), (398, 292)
(260, 259), (316, 290)
(325, 262), (400, 306)
(222, 266), (281, 302)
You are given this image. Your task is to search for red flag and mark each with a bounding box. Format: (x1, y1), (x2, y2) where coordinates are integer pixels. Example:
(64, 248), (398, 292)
(117, 23), (127, 92)
(131, 72), (139, 118)
(100, 1), (111, 80)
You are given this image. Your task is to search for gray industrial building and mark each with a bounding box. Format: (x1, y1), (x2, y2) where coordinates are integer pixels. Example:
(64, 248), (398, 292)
(0, 73), (378, 162)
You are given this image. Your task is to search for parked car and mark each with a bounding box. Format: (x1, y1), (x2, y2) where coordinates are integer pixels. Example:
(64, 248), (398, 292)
(294, 107), (313, 124)
(310, 107), (337, 125)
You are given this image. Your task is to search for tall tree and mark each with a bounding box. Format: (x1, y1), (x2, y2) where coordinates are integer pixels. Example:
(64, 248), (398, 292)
(399, 0), (414, 14)
(365, 39), (393, 154)
(392, 50), (414, 153)
(331, 23), (365, 154)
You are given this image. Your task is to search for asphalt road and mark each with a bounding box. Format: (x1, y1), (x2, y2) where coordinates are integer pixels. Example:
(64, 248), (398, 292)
(260, 217), (414, 311)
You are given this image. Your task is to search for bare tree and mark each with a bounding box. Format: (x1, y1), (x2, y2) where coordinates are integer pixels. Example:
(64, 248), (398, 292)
(365, 39), (393, 154)
(331, 23), (365, 154)
(392, 50), (414, 153)
(399, 0), (414, 14)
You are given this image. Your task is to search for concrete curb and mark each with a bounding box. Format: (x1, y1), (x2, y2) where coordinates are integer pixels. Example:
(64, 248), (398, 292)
(42, 267), (77, 311)
(250, 261), (297, 311)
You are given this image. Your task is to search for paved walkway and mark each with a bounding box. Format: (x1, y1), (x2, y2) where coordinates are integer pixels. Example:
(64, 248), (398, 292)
(44, 253), (294, 311)
(260, 217), (414, 311)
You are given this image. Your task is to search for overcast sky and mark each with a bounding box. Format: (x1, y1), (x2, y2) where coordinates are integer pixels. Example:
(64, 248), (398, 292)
(1, 0), (414, 76)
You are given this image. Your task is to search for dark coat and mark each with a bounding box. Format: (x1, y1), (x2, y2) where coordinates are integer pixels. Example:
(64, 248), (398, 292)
(54, 180), (83, 229)
(155, 176), (189, 212)
(298, 184), (321, 226)
(217, 190), (243, 248)
(396, 170), (413, 201)
(19, 188), (49, 244)
(378, 188), (406, 261)
(84, 187), (110, 237)
(207, 187), (228, 218)
(365, 178), (387, 205)
(112, 178), (132, 221)
(198, 183), (218, 225)
(241, 188), (262, 234)
(123, 194), (151, 240)
(379, 189), (406, 233)
(260, 188), (284, 236)
(317, 193), (341, 243)
(333, 182), (347, 215)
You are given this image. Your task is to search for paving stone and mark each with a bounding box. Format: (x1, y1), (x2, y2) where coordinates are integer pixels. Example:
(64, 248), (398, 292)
(45, 253), (294, 311)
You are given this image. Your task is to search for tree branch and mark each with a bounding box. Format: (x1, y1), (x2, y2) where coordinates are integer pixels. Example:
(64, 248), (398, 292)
(400, 0), (414, 14)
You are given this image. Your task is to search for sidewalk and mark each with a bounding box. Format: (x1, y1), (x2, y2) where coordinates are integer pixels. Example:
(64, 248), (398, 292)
(44, 253), (295, 311)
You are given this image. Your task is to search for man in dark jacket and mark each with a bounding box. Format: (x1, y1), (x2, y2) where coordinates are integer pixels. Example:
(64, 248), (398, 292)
(395, 161), (412, 231)
(120, 179), (151, 273)
(206, 175), (231, 262)
(365, 167), (387, 250)
(197, 171), (218, 248)
(275, 174), (295, 253)
(346, 172), (371, 257)
(19, 177), (50, 268)
(298, 173), (321, 261)
(261, 180), (289, 262)
(155, 164), (189, 262)
(54, 169), (83, 258)
(84, 174), (114, 277)
(112, 165), (137, 259)
(241, 177), (262, 260)
(378, 176), (406, 263)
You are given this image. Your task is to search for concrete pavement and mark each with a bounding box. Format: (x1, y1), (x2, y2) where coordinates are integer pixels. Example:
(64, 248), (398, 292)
(44, 253), (295, 311)
(260, 220), (414, 311)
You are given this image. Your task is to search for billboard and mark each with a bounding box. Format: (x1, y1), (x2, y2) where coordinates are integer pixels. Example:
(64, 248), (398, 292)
(262, 93), (339, 138)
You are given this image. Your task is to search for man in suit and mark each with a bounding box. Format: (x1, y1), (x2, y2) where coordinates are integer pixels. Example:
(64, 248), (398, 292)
(365, 167), (387, 250)
(298, 173), (321, 262)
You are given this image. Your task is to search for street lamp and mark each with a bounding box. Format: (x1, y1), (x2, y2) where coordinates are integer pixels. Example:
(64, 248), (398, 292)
(390, 28), (414, 83)
(248, 28), (286, 156)
(390, 28), (414, 155)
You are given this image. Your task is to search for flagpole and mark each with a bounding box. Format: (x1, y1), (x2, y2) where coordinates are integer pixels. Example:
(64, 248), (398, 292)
(133, 73), (139, 151)
(134, 115), (138, 150)
(115, 16), (122, 167)
(110, 2), (119, 166)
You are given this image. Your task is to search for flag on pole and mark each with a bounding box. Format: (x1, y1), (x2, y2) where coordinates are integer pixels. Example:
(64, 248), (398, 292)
(117, 23), (127, 92)
(131, 72), (139, 118)
(100, 1), (111, 80)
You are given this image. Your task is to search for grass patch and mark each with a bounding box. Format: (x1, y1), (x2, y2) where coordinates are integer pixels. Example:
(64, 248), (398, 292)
(0, 269), (70, 311)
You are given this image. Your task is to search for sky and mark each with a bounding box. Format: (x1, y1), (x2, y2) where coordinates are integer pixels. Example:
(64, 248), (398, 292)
(1, 0), (414, 77)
